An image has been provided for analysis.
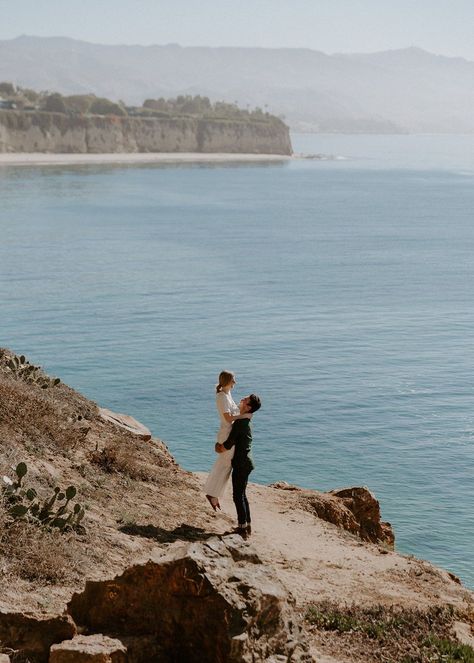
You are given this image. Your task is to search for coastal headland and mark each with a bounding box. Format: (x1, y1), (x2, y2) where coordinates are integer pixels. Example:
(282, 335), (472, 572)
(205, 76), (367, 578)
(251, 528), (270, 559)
(0, 348), (473, 663)
(0, 110), (292, 156)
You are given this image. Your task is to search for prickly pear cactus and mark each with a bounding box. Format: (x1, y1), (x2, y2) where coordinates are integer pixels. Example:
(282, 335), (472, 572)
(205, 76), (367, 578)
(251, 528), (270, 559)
(3, 351), (61, 389)
(1, 462), (86, 532)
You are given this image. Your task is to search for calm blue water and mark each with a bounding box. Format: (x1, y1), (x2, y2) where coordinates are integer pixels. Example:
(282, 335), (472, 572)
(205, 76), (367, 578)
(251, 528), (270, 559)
(1, 134), (473, 588)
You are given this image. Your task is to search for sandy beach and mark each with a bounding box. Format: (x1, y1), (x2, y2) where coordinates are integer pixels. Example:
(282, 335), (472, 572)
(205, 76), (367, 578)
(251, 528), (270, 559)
(0, 152), (291, 167)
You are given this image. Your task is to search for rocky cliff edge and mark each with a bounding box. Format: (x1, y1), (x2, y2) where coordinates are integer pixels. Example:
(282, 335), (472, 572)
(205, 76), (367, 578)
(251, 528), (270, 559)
(0, 348), (472, 663)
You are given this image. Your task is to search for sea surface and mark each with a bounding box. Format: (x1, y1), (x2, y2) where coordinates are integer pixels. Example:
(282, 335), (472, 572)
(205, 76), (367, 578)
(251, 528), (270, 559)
(1, 134), (473, 587)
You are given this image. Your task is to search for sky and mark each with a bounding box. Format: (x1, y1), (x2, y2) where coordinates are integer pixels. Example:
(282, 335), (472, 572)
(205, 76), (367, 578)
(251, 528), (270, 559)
(1, 0), (473, 60)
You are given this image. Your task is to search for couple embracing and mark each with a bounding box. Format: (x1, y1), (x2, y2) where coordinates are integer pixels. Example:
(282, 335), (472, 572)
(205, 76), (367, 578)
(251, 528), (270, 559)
(204, 370), (261, 538)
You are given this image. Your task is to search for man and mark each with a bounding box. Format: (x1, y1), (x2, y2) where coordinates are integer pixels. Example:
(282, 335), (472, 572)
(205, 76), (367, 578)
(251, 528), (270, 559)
(215, 393), (261, 538)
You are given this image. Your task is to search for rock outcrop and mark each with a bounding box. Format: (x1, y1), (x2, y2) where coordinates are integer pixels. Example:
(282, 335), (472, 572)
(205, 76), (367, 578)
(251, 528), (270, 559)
(271, 483), (394, 546)
(68, 535), (312, 663)
(0, 611), (76, 663)
(0, 110), (292, 155)
(329, 486), (394, 546)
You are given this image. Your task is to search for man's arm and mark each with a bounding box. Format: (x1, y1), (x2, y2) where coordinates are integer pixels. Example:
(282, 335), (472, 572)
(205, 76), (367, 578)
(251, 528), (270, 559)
(215, 419), (246, 453)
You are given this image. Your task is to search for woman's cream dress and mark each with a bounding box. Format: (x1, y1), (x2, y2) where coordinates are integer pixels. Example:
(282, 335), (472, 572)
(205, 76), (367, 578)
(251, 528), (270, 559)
(203, 390), (239, 498)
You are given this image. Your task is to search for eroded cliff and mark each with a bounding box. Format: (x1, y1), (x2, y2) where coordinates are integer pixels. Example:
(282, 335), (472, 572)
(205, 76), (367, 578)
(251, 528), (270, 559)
(0, 110), (292, 154)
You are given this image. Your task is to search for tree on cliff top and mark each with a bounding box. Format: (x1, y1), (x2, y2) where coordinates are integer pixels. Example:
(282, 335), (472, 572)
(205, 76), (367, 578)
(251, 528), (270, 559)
(89, 98), (127, 117)
(43, 93), (67, 114)
(0, 82), (16, 96)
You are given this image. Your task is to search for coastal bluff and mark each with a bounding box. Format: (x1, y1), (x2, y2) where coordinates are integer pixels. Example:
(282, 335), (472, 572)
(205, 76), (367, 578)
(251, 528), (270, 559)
(0, 348), (472, 663)
(0, 110), (292, 155)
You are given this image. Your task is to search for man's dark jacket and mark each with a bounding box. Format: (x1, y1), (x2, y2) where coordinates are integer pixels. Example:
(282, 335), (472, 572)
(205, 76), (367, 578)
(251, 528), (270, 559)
(223, 418), (254, 473)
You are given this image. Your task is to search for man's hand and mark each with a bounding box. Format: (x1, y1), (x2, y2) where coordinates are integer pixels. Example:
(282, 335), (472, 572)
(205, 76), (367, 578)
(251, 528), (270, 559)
(215, 443), (225, 453)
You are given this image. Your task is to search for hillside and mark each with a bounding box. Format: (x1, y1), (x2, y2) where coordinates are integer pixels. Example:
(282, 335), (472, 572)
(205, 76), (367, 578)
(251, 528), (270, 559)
(1, 36), (474, 133)
(0, 348), (473, 663)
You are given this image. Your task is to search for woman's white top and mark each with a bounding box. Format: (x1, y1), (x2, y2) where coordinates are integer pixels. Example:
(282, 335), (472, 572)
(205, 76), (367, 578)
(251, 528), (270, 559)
(216, 390), (239, 444)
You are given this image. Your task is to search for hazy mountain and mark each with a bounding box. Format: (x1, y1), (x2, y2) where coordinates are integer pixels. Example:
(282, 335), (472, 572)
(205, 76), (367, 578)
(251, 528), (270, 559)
(1, 36), (474, 133)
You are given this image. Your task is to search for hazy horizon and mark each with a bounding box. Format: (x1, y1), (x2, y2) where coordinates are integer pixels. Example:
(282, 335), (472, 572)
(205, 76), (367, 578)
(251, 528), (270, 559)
(1, 0), (474, 60)
(3, 33), (473, 63)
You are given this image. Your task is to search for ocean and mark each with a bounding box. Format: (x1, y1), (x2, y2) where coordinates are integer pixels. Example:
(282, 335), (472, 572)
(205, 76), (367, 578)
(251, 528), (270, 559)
(1, 134), (473, 587)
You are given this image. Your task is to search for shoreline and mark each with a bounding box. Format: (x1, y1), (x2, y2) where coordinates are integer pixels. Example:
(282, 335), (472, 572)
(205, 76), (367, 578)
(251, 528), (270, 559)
(0, 152), (292, 167)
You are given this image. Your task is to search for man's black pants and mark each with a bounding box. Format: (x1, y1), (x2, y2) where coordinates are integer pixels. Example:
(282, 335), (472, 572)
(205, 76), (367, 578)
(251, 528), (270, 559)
(232, 467), (251, 526)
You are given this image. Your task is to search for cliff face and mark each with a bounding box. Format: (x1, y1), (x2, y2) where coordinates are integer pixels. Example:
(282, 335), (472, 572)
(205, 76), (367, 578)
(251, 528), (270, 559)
(0, 110), (292, 155)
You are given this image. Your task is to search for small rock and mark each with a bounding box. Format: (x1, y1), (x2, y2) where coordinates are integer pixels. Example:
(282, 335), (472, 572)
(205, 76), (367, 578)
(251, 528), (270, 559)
(452, 621), (474, 648)
(50, 634), (127, 663)
(269, 481), (301, 491)
(448, 571), (462, 584)
(98, 408), (152, 440)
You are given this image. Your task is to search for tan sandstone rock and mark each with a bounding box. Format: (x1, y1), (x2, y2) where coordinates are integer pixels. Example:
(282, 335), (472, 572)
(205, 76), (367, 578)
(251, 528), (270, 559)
(0, 654), (11, 663)
(98, 408), (152, 440)
(329, 486), (395, 546)
(50, 635), (127, 663)
(273, 484), (395, 546)
(68, 535), (313, 663)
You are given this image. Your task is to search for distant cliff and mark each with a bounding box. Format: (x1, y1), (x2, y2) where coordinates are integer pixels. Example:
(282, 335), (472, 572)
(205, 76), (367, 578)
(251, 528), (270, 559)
(0, 110), (292, 154)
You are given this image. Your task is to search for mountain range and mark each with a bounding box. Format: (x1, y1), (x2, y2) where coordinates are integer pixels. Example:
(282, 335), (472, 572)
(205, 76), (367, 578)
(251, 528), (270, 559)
(1, 35), (474, 133)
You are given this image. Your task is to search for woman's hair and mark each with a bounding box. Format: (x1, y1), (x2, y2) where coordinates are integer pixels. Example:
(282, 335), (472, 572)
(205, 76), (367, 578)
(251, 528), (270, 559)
(216, 370), (235, 393)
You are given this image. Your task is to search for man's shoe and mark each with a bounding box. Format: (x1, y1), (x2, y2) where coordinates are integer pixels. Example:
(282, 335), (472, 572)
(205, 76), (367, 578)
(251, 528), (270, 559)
(233, 526), (248, 540)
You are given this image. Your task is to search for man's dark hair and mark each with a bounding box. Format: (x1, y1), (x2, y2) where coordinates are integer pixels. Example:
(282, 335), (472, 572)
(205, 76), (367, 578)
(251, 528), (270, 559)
(248, 393), (261, 413)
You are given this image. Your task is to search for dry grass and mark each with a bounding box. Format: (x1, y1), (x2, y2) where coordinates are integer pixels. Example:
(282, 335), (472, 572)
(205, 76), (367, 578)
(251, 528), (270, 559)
(0, 498), (82, 585)
(90, 443), (141, 477)
(89, 425), (176, 483)
(305, 601), (474, 663)
(0, 348), (97, 455)
(90, 442), (163, 481)
(0, 377), (86, 452)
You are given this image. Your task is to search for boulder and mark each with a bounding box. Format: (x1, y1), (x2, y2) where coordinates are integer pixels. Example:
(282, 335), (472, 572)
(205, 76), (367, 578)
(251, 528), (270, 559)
(50, 635), (127, 663)
(298, 491), (361, 536)
(294, 486), (394, 546)
(329, 487), (395, 546)
(68, 535), (313, 663)
(0, 611), (76, 663)
(0, 655), (11, 663)
(98, 408), (152, 441)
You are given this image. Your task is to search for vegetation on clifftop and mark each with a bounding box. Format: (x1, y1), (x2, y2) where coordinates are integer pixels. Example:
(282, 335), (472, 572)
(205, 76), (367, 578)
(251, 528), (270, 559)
(0, 81), (286, 127)
(306, 602), (474, 663)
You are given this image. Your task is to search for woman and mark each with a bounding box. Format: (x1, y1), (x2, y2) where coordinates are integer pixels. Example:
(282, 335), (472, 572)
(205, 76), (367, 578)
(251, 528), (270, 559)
(204, 370), (247, 510)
